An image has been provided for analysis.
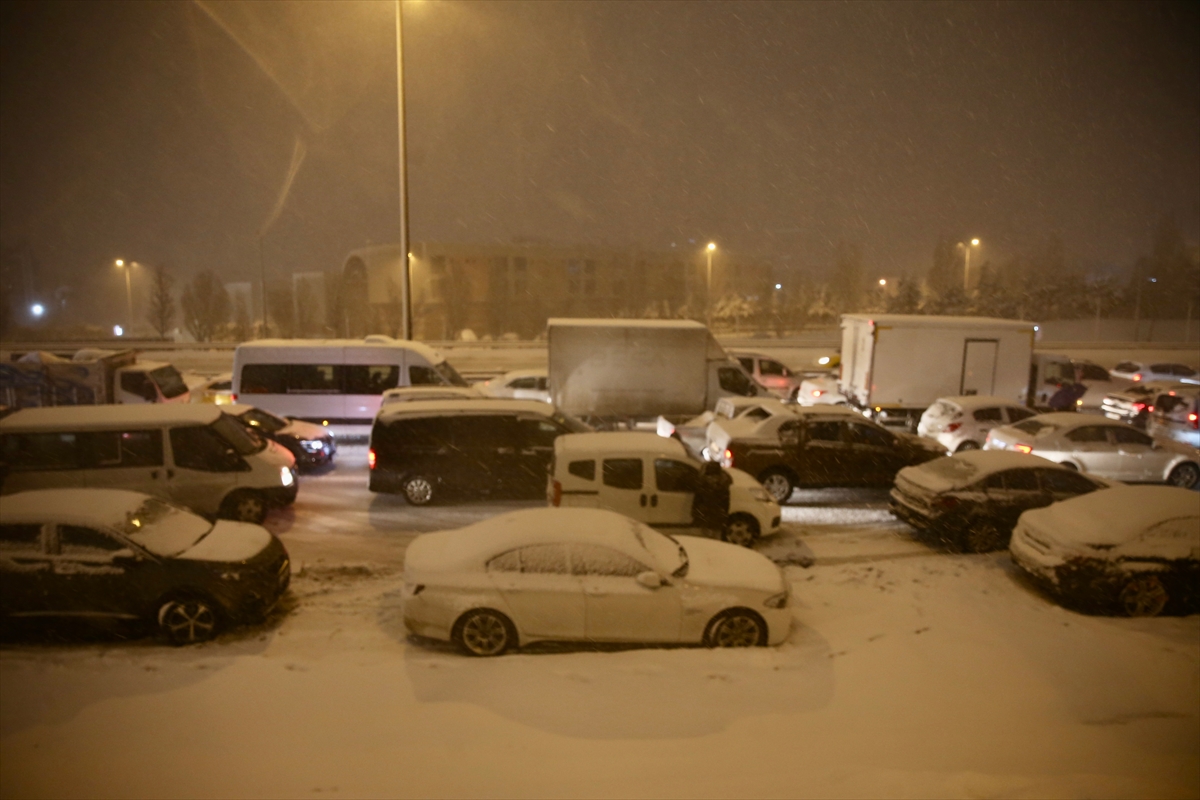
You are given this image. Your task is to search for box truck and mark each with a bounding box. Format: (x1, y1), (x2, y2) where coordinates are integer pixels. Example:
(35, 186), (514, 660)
(0, 349), (190, 409)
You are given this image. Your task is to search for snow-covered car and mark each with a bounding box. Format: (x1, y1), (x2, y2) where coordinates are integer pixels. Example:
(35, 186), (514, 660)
(192, 372), (234, 405)
(1009, 485), (1199, 616)
(228, 404), (336, 470)
(983, 413), (1200, 488)
(1110, 361), (1198, 384)
(0, 489), (291, 643)
(890, 450), (1108, 552)
(379, 386), (483, 407)
(549, 432), (781, 546)
(917, 395), (1037, 453)
(1100, 380), (1194, 429)
(1147, 387), (1200, 449)
(401, 507), (791, 655)
(479, 369), (551, 403)
(795, 374), (847, 406)
(729, 350), (804, 399)
(699, 396), (800, 460)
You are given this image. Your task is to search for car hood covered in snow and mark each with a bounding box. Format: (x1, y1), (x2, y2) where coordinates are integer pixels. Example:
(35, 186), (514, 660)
(177, 521), (275, 563)
(678, 535), (784, 594)
(1019, 485), (1200, 549)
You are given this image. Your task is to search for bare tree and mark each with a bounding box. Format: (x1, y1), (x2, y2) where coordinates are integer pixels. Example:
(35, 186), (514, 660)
(180, 270), (231, 342)
(145, 264), (177, 339)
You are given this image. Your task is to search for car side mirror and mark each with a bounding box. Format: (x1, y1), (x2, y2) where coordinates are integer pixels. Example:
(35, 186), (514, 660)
(636, 571), (663, 589)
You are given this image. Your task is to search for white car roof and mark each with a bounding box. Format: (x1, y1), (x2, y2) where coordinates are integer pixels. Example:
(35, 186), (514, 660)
(547, 318), (706, 330)
(0, 404), (222, 431)
(236, 337), (447, 364)
(901, 451), (1063, 491)
(842, 314), (1036, 331)
(556, 431), (689, 458)
(933, 395), (1026, 410)
(1023, 486), (1199, 548)
(376, 398), (555, 423)
(736, 405), (858, 438)
(0, 488), (151, 527)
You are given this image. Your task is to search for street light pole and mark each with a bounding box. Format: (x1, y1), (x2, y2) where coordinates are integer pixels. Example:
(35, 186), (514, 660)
(396, 0), (413, 340)
(961, 238), (979, 291)
(705, 242), (716, 328)
(116, 259), (134, 332)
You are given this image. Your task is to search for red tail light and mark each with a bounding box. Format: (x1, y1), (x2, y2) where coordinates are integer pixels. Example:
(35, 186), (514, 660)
(1132, 373), (1142, 382)
(367, 448), (377, 469)
(231, 393), (238, 403)
(1133, 402), (1146, 411)
(812, 389), (823, 397)
(1014, 443), (1033, 454)
(1190, 412), (1198, 430)
(722, 449), (733, 468)
(1147, 405), (1155, 413)
(551, 479), (562, 507)
(946, 422), (962, 432)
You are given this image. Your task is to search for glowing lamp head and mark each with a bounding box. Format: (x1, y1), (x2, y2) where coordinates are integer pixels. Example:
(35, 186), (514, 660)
(113, 325), (124, 336)
(30, 303), (45, 317)
(817, 356), (830, 365)
(970, 238), (980, 246)
(115, 259), (124, 267)
(706, 242), (716, 252)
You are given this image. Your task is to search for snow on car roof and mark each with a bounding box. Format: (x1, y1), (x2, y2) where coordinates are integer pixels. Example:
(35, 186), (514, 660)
(547, 318), (706, 330)
(933, 395), (1027, 410)
(0, 488), (149, 527)
(1024, 486), (1200, 547)
(842, 314), (1036, 330)
(376, 398), (555, 423)
(556, 431), (689, 457)
(0, 403), (221, 431)
(901, 451), (1061, 492)
(236, 338), (447, 364)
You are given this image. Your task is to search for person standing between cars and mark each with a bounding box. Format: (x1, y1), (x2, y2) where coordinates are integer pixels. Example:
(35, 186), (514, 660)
(692, 461), (732, 534)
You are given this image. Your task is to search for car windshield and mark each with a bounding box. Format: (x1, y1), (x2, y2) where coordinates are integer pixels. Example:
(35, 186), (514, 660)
(213, 413), (267, 455)
(921, 457), (979, 484)
(632, 521), (687, 577)
(120, 497), (213, 557)
(1013, 419), (1060, 437)
(241, 408), (288, 433)
(149, 365), (190, 399)
(434, 361), (469, 387)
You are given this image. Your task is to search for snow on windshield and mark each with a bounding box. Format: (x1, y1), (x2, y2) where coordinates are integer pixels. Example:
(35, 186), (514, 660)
(213, 414), (266, 455)
(631, 520), (686, 576)
(921, 457), (978, 484)
(1014, 419), (1060, 437)
(120, 498), (212, 557)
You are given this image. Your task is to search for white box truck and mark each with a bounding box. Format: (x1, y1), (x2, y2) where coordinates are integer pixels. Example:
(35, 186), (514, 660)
(839, 314), (1037, 429)
(547, 318), (762, 425)
(0, 349), (191, 409)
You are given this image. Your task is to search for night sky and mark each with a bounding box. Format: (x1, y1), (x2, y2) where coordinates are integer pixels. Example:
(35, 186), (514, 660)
(1, 0), (1197, 324)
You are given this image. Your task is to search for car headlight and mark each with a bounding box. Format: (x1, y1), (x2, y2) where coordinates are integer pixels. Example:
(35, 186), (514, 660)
(764, 590), (789, 609)
(750, 487), (771, 502)
(280, 466), (294, 487)
(299, 439), (325, 453)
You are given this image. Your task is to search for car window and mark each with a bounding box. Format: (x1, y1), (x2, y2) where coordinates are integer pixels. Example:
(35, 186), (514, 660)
(515, 544), (570, 574)
(344, 365), (401, 395)
(486, 549), (521, 572)
(1014, 419), (1059, 436)
(742, 407), (771, 421)
(760, 359), (787, 376)
(569, 544), (648, 577)
(1169, 365), (1196, 377)
(718, 366), (758, 397)
(847, 422), (894, 447)
(972, 407), (1003, 422)
(0, 432), (81, 471)
(568, 460), (595, 481)
(1110, 427), (1153, 446)
(603, 458), (643, 490)
(1065, 426), (1109, 444)
(408, 365), (444, 386)
(88, 430), (164, 469)
(288, 364), (339, 393)
(0, 523), (43, 552)
(58, 525), (124, 556)
(1078, 363), (1110, 381)
(517, 418), (562, 448)
(807, 421), (843, 442)
(379, 418), (450, 451)
(737, 357), (754, 373)
(170, 426), (242, 472)
(1006, 407), (1035, 422)
(450, 416), (516, 448)
(1000, 469), (1040, 491)
(655, 459), (698, 492)
(239, 364), (287, 394)
(1114, 362), (1140, 373)
(1038, 469), (1098, 494)
(778, 419), (800, 447)
(241, 408), (287, 433)
(120, 370), (157, 401)
(509, 377), (538, 390)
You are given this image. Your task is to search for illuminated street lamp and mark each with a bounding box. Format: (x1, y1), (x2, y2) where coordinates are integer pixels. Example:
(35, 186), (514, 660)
(705, 242), (717, 327)
(30, 303), (45, 318)
(958, 238), (980, 291)
(878, 278), (887, 286)
(115, 258), (137, 333)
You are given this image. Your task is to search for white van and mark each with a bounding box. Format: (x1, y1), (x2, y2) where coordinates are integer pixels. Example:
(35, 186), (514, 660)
(0, 405), (297, 523)
(548, 432), (782, 547)
(232, 336), (470, 440)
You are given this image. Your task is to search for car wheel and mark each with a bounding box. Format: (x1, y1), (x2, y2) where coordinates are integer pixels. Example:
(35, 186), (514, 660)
(221, 490), (267, 524)
(955, 440), (980, 452)
(758, 469), (794, 504)
(454, 609), (516, 656)
(963, 521), (1004, 553)
(158, 596), (220, 645)
(722, 514), (759, 547)
(402, 475), (435, 506)
(1167, 462), (1200, 489)
(1119, 575), (1168, 617)
(705, 609), (767, 647)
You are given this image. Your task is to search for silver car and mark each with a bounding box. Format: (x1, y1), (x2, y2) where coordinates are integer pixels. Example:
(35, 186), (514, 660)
(984, 412), (1200, 488)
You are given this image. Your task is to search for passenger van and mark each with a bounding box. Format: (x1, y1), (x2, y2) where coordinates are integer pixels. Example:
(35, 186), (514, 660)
(232, 336), (470, 440)
(368, 399), (591, 505)
(0, 405), (297, 523)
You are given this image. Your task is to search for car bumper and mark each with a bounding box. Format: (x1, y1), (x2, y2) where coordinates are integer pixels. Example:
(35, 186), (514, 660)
(264, 482), (299, 507)
(1009, 526), (1066, 585)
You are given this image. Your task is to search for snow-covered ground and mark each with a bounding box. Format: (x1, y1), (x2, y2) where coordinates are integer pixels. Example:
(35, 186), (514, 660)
(2, 446), (1197, 799)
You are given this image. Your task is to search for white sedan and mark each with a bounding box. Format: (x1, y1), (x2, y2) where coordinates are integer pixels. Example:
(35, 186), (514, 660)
(984, 412), (1200, 488)
(479, 369), (551, 403)
(402, 508), (792, 655)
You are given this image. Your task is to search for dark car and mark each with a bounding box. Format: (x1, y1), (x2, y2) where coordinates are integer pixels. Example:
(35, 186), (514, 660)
(890, 450), (1107, 552)
(228, 404), (336, 470)
(0, 488), (291, 644)
(368, 399), (591, 505)
(717, 408), (946, 502)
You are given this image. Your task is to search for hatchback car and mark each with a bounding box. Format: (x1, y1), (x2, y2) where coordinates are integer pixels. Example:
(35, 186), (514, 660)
(401, 507), (791, 655)
(479, 369), (551, 403)
(890, 450), (1107, 552)
(1100, 380), (1194, 429)
(1110, 361), (1198, 384)
(228, 404), (336, 470)
(983, 413), (1200, 488)
(917, 396), (1037, 452)
(1147, 388), (1200, 449)
(1010, 485), (1199, 616)
(729, 351), (804, 399)
(0, 489), (291, 643)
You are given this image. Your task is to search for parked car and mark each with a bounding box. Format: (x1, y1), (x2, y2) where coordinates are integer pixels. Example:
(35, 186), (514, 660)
(0, 405), (298, 523)
(795, 374), (848, 407)
(666, 396), (797, 458)
(368, 399), (591, 504)
(890, 450), (1108, 552)
(728, 351), (804, 399)
(983, 412), (1200, 488)
(1009, 485), (1199, 616)
(1100, 380), (1193, 429)
(917, 395), (1037, 453)
(1066, 359), (1134, 412)
(716, 407), (946, 502)
(227, 404), (336, 470)
(479, 369), (551, 403)
(401, 507), (791, 655)
(1147, 387), (1200, 449)
(379, 386), (483, 407)
(1110, 361), (1198, 384)
(549, 432), (781, 546)
(193, 373), (235, 405)
(0, 489), (291, 643)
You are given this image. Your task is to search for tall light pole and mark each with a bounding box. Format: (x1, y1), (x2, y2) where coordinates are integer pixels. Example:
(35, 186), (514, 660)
(959, 238), (980, 291)
(115, 259), (135, 333)
(396, 0), (413, 340)
(705, 242), (716, 328)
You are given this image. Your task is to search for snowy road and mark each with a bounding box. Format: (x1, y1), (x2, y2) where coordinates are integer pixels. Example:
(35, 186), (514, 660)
(2, 448), (1198, 798)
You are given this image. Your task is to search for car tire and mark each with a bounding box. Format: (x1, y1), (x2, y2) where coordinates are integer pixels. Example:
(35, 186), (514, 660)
(157, 595), (220, 645)
(220, 490), (267, 524)
(955, 440), (980, 452)
(453, 608), (516, 656)
(1119, 575), (1168, 617)
(722, 514), (760, 548)
(1167, 462), (1200, 489)
(963, 521), (1005, 553)
(402, 475), (436, 506)
(704, 608), (768, 648)
(758, 469), (794, 504)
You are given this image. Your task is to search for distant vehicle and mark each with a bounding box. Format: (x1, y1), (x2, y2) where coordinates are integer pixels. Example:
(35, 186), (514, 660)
(890, 450), (1107, 552)
(1100, 380), (1193, 429)
(1029, 355), (1133, 412)
(1147, 387), (1200, 449)
(231, 336), (470, 441)
(193, 373), (234, 405)
(702, 397), (821, 463)
(549, 432), (781, 547)
(728, 350), (804, 399)
(1010, 485), (1199, 616)
(227, 404), (336, 470)
(401, 507), (792, 655)
(795, 374), (848, 407)
(368, 399), (591, 505)
(0, 349), (190, 409)
(379, 386), (483, 407)
(715, 406), (945, 502)
(917, 395), (1037, 453)
(0, 405), (297, 523)
(1110, 361), (1198, 384)
(838, 315), (1036, 430)
(983, 413), (1200, 488)
(666, 395), (797, 458)
(479, 368), (551, 403)
(0, 489), (291, 644)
